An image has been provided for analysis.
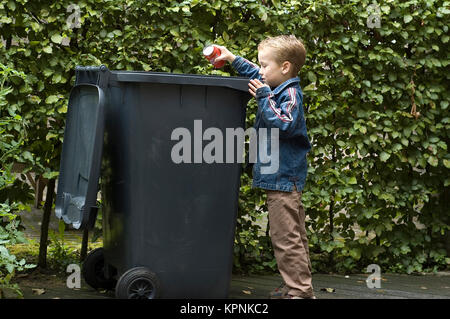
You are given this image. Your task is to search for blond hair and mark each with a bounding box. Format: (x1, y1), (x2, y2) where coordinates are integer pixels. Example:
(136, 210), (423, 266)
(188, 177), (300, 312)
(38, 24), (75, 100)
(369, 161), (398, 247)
(258, 35), (306, 75)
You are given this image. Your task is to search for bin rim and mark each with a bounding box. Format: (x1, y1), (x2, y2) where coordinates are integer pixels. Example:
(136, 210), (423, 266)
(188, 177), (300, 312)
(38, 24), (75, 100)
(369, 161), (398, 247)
(110, 70), (251, 93)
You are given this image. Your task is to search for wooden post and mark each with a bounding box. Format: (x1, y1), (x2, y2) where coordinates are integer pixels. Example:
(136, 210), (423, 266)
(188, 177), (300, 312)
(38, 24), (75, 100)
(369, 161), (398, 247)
(80, 228), (89, 262)
(37, 178), (56, 269)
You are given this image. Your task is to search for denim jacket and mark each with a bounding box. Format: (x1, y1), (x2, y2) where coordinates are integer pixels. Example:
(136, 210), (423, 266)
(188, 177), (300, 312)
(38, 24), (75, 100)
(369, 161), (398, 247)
(232, 56), (311, 192)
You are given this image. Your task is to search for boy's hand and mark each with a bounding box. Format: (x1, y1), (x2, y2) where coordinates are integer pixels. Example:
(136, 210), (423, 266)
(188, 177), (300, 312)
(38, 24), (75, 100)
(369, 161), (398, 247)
(248, 79), (269, 98)
(213, 45), (236, 63)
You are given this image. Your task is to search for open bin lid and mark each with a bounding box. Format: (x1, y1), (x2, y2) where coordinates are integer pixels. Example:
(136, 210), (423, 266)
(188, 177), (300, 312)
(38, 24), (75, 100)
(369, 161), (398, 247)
(55, 84), (105, 229)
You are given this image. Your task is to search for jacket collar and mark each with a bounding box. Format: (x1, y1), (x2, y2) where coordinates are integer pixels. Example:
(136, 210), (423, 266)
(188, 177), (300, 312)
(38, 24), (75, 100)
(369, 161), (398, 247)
(271, 77), (300, 94)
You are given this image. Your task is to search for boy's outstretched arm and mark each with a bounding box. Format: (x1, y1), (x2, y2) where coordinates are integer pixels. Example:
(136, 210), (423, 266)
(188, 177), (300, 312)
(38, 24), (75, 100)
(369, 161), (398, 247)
(214, 45), (262, 81)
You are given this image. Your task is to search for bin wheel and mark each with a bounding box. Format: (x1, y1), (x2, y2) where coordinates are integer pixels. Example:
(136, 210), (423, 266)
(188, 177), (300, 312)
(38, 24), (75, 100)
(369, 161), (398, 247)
(82, 248), (117, 290)
(115, 267), (160, 299)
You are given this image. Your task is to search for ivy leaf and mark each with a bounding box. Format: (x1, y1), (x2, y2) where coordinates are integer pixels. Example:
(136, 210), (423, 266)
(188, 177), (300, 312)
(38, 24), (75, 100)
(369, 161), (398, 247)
(42, 46), (53, 54)
(404, 15), (413, 23)
(7, 0), (16, 11)
(51, 34), (63, 44)
(303, 82), (316, 91)
(444, 159), (450, 169)
(43, 171), (59, 179)
(21, 151), (33, 162)
(45, 95), (59, 104)
(427, 156), (438, 167)
(380, 152), (391, 162)
(6, 263), (14, 273)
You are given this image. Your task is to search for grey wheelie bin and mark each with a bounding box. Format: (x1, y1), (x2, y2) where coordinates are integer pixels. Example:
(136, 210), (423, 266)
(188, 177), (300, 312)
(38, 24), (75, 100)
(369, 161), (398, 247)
(55, 65), (251, 299)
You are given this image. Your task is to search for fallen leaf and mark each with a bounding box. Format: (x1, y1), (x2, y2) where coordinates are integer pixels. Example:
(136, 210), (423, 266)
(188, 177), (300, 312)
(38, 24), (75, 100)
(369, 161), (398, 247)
(320, 288), (336, 293)
(32, 288), (46, 295)
(370, 277), (381, 281)
(242, 290), (251, 295)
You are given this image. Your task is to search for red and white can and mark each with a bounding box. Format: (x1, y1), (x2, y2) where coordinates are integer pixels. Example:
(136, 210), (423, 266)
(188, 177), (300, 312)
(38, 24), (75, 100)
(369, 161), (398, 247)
(203, 45), (225, 68)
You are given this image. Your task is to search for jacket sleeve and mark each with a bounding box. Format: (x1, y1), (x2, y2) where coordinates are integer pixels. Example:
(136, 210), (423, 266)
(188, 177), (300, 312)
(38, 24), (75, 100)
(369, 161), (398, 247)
(255, 86), (302, 136)
(231, 56), (262, 81)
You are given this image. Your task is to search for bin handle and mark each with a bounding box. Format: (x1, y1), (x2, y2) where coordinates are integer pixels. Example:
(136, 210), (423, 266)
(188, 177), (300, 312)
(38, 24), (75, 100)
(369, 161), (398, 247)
(75, 65), (110, 88)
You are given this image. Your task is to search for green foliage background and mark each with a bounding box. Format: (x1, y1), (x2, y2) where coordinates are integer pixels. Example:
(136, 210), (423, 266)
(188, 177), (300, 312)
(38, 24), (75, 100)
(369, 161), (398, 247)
(1, 0), (449, 274)
(1, 63), (35, 287)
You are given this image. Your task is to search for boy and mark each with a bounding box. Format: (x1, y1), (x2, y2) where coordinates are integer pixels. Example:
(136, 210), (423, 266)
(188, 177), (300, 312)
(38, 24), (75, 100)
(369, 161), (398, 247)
(215, 35), (315, 299)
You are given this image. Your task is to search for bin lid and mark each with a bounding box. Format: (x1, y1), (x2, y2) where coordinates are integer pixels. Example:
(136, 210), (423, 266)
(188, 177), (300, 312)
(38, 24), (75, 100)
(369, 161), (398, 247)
(55, 84), (105, 229)
(111, 71), (250, 92)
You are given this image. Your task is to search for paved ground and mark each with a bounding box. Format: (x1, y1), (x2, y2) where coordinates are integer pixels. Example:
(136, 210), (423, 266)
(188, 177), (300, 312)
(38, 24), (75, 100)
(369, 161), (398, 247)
(231, 272), (450, 299)
(5, 207), (450, 299)
(6, 269), (450, 299)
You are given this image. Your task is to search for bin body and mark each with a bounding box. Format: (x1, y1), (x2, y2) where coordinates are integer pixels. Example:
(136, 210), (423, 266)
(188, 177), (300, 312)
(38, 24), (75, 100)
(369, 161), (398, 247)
(56, 66), (250, 298)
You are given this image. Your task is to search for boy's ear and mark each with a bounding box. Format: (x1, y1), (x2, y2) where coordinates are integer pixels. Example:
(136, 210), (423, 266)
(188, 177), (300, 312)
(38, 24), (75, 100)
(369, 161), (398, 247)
(281, 61), (291, 75)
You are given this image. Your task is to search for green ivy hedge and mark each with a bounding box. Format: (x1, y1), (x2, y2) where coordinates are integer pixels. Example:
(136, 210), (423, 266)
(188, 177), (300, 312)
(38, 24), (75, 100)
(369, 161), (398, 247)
(1, 63), (35, 288)
(1, 0), (449, 274)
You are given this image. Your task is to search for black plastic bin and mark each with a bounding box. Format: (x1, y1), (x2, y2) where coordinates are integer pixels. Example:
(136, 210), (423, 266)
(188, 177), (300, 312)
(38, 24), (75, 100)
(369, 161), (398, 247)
(55, 65), (250, 298)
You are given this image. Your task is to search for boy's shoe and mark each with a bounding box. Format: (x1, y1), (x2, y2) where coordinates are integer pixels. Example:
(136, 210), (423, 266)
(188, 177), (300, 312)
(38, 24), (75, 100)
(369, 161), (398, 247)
(270, 282), (317, 299)
(269, 283), (288, 299)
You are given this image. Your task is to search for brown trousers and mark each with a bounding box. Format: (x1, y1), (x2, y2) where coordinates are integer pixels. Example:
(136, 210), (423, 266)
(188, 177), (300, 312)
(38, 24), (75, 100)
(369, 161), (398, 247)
(266, 186), (314, 298)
